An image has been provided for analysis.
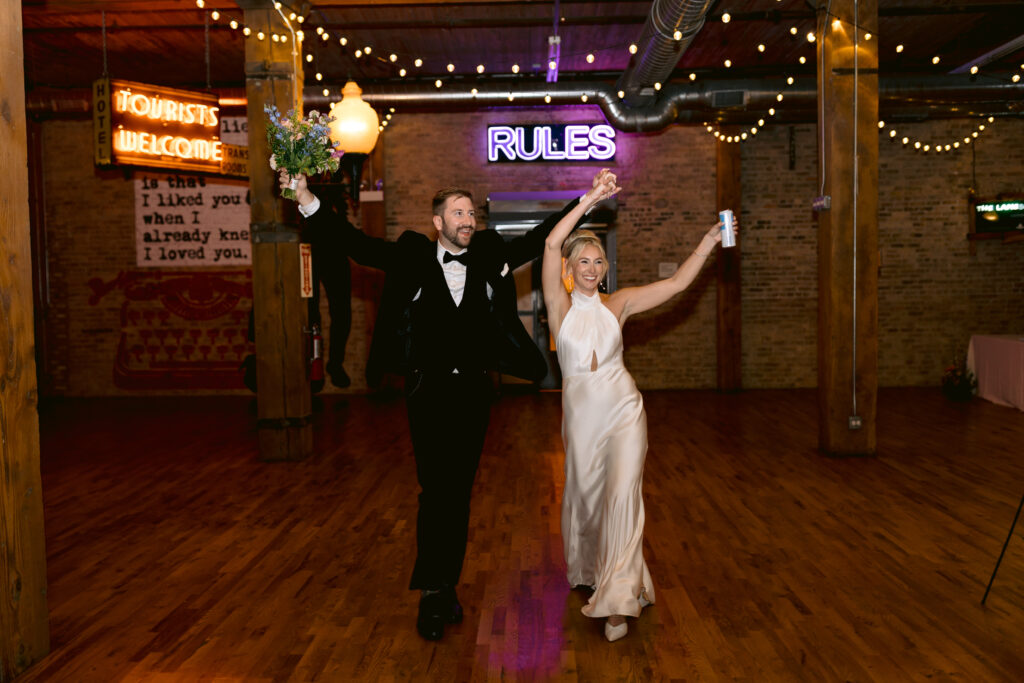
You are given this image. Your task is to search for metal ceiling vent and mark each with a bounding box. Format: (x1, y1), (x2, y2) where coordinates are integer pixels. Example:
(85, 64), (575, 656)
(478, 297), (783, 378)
(616, 0), (717, 107)
(711, 90), (747, 108)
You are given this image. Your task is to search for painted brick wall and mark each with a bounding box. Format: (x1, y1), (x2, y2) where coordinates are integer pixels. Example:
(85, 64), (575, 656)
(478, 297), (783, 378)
(35, 113), (1024, 395)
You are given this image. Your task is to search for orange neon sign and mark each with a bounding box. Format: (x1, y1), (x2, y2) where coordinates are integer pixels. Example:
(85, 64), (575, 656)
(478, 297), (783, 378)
(96, 78), (225, 173)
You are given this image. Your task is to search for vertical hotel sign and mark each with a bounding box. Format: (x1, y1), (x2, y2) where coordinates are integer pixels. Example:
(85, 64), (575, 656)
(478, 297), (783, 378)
(93, 78), (224, 173)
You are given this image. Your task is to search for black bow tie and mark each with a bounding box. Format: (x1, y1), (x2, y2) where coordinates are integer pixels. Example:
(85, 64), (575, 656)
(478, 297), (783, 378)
(443, 251), (470, 265)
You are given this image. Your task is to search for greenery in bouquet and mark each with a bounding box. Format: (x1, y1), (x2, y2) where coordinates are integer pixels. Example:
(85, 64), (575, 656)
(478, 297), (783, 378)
(264, 105), (343, 199)
(941, 347), (977, 401)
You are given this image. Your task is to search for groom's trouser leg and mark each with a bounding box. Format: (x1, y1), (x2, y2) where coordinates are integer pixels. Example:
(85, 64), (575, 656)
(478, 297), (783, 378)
(406, 371), (492, 590)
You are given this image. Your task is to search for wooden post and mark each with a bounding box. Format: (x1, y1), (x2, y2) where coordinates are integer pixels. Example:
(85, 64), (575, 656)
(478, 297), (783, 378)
(1, 0), (50, 676)
(716, 137), (742, 392)
(816, 0), (879, 455)
(239, 1), (312, 460)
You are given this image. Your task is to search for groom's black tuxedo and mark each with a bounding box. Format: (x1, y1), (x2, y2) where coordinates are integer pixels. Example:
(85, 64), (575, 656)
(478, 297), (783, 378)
(307, 198), (579, 386)
(304, 196), (582, 592)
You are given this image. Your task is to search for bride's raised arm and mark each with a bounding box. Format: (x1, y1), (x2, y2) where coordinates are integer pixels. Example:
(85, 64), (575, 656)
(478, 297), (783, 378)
(542, 169), (620, 339)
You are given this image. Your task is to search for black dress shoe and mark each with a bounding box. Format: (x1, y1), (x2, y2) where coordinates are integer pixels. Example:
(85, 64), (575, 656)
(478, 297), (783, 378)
(443, 588), (463, 624)
(417, 592), (446, 641)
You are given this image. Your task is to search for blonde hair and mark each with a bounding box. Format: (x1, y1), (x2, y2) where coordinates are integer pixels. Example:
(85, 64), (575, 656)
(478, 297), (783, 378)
(562, 229), (606, 266)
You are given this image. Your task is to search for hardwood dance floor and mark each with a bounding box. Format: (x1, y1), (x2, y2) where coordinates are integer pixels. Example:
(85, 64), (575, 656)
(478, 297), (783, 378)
(20, 388), (1024, 682)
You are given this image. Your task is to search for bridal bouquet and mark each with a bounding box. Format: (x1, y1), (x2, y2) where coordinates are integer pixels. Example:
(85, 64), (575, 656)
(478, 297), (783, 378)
(264, 105), (344, 199)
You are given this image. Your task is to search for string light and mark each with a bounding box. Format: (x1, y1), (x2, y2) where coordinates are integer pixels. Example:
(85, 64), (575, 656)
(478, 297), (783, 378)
(414, 58), (423, 67)
(932, 56), (940, 64)
(896, 44), (903, 53)
(210, 10), (219, 21)
(721, 12), (731, 23)
(673, 30), (682, 40)
(586, 54), (595, 63)
(390, 54), (398, 62)
(758, 44), (765, 53)
(512, 64), (520, 73)
(629, 44), (638, 54)
(435, 79), (442, 88)
(447, 63), (455, 72)
(581, 94), (588, 102)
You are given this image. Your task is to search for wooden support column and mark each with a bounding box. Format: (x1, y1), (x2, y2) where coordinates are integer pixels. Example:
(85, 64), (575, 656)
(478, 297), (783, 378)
(816, 0), (879, 455)
(0, 0), (50, 676)
(239, 1), (311, 461)
(716, 137), (742, 392)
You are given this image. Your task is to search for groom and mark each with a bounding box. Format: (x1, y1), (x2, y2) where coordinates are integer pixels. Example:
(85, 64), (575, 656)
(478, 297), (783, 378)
(281, 171), (599, 640)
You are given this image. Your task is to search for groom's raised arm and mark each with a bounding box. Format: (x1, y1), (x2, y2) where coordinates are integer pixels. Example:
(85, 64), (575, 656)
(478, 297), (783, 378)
(301, 197), (395, 271)
(503, 196), (585, 271)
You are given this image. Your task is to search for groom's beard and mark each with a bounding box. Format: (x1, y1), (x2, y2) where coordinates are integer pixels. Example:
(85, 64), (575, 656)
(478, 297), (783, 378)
(441, 218), (476, 249)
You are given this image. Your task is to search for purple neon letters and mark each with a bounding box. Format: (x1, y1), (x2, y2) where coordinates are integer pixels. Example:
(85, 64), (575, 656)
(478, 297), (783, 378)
(487, 124), (616, 162)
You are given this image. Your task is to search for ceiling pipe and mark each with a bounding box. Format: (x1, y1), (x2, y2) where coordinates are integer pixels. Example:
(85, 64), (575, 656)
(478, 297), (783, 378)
(25, 76), (1021, 128)
(303, 75), (1021, 130)
(615, 0), (717, 108)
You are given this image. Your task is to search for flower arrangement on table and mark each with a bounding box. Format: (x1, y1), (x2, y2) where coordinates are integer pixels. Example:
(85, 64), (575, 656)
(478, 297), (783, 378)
(941, 347), (977, 401)
(264, 105), (344, 199)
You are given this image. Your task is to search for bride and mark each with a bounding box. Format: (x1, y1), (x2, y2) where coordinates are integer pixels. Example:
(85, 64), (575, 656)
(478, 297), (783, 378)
(541, 169), (733, 642)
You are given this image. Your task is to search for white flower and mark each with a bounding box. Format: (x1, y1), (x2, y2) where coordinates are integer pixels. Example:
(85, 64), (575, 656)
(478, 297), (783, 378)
(269, 155), (278, 170)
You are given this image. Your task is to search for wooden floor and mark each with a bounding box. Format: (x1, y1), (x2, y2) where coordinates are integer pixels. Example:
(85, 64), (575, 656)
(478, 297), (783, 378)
(18, 388), (1024, 682)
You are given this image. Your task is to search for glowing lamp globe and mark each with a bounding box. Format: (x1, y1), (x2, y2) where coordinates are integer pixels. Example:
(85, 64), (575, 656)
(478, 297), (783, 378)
(328, 81), (380, 154)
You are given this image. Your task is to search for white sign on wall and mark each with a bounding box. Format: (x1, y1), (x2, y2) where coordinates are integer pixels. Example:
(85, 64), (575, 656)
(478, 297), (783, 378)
(134, 172), (252, 267)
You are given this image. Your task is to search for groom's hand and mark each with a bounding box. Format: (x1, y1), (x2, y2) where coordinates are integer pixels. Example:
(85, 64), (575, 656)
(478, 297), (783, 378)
(278, 171), (316, 207)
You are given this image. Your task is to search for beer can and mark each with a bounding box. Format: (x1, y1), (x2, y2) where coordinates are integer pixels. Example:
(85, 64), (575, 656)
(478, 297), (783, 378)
(719, 209), (736, 248)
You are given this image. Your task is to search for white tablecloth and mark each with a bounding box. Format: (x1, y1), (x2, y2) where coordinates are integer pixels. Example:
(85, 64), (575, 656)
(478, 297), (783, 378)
(966, 334), (1024, 411)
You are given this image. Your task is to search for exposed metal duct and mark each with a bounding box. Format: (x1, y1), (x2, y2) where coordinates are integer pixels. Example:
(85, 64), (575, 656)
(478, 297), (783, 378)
(25, 76), (1021, 130)
(302, 75), (1021, 131)
(615, 0), (716, 108)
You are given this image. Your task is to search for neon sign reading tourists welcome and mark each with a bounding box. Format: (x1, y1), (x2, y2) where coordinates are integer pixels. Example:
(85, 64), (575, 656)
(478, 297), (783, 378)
(94, 78), (224, 174)
(487, 124), (616, 163)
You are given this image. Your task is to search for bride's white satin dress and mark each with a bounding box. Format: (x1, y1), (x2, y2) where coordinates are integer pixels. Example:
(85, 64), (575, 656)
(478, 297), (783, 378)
(556, 289), (654, 619)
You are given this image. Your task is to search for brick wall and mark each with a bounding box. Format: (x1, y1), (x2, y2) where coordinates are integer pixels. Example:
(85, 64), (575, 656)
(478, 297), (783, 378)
(36, 113), (1024, 395)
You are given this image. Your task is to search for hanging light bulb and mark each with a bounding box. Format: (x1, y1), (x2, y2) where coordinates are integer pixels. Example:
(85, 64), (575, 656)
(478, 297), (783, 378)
(896, 44), (904, 53)
(544, 94), (551, 103)
(477, 64), (485, 73)
(435, 79), (443, 88)
(340, 37), (347, 46)
(586, 54), (595, 63)
(447, 63), (455, 73)
(629, 44), (638, 54)
(758, 44), (765, 53)
(512, 64), (520, 73)
(673, 30), (682, 40)
(722, 12), (731, 23)
(230, 20), (238, 30)
(211, 10), (220, 21)
(799, 56), (807, 64)
(399, 68), (407, 77)
(724, 59), (731, 68)
(306, 54), (313, 63)
(581, 94), (588, 102)
(414, 58), (423, 67)
(328, 81), (381, 154)
(390, 54), (398, 62)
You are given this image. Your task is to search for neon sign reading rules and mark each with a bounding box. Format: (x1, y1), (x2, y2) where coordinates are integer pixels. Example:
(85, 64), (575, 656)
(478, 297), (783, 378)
(488, 124), (616, 163)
